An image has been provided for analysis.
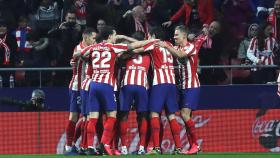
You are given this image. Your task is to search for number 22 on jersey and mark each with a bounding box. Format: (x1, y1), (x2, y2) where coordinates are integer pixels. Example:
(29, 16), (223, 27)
(92, 51), (112, 68)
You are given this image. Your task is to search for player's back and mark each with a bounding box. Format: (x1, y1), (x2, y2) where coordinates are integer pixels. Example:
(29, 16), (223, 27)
(144, 41), (176, 85)
(90, 42), (128, 86)
(123, 53), (151, 87)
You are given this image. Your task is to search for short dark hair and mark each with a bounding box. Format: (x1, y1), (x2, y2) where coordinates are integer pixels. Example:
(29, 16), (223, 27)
(175, 25), (189, 34)
(83, 27), (96, 35)
(65, 7), (76, 16)
(18, 16), (28, 23)
(96, 25), (115, 42)
(149, 27), (166, 40)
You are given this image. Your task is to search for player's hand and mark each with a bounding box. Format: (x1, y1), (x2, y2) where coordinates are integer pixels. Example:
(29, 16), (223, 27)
(70, 59), (76, 66)
(162, 21), (172, 27)
(202, 26), (209, 36)
(188, 33), (196, 41)
(123, 10), (132, 18)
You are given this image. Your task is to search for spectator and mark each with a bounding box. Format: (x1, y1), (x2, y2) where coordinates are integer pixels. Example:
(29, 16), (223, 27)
(162, 0), (214, 33)
(257, 0), (275, 24)
(118, 5), (150, 37)
(96, 19), (106, 33)
(57, 8), (82, 66)
(237, 23), (259, 63)
(74, 0), (88, 27)
(12, 16), (33, 65)
(198, 21), (227, 85)
(221, 0), (254, 41)
(0, 19), (17, 87)
(142, 0), (156, 24)
(50, 8), (82, 86)
(268, 0), (280, 41)
(33, 0), (61, 33)
(268, 0), (280, 65)
(247, 23), (277, 84)
(22, 30), (55, 86)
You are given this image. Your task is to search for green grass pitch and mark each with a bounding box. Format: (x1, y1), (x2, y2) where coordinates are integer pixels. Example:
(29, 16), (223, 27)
(0, 153), (279, 158)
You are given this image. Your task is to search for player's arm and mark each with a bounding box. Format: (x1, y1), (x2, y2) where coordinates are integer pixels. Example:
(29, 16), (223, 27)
(156, 41), (195, 58)
(246, 38), (262, 65)
(73, 50), (82, 58)
(116, 35), (138, 43)
(130, 48), (145, 53)
(81, 46), (93, 59)
(127, 39), (159, 51)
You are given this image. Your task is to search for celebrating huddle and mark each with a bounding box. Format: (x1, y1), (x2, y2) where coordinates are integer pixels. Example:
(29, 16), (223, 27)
(65, 24), (207, 156)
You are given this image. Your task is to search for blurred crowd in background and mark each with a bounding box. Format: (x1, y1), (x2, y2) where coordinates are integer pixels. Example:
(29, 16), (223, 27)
(0, 0), (279, 87)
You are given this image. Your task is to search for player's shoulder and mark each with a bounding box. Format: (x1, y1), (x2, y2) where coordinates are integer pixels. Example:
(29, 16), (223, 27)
(164, 40), (173, 47)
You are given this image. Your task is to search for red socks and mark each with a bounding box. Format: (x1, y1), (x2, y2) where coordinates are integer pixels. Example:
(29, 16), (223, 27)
(87, 118), (98, 147)
(187, 132), (193, 147)
(81, 120), (88, 148)
(120, 120), (128, 146)
(101, 117), (117, 145)
(185, 119), (197, 146)
(150, 117), (160, 148)
(66, 120), (76, 146)
(170, 119), (182, 149)
(139, 118), (148, 147)
(73, 120), (83, 143)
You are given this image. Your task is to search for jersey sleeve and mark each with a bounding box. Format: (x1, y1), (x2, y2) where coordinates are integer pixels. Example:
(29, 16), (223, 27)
(81, 45), (92, 55)
(111, 43), (129, 53)
(143, 41), (155, 51)
(246, 38), (259, 64)
(182, 43), (197, 56)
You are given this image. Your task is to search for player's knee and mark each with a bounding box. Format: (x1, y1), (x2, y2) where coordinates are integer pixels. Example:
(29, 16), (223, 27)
(106, 110), (117, 118)
(69, 112), (79, 122)
(89, 112), (99, 118)
(180, 108), (192, 120)
(150, 112), (159, 118)
(167, 113), (176, 120)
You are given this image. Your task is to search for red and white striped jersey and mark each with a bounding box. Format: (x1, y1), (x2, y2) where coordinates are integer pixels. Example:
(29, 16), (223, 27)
(85, 61), (93, 78)
(86, 42), (128, 86)
(143, 41), (176, 85)
(194, 34), (208, 50)
(175, 42), (200, 89)
(122, 53), (151, 88)
(81, 62), (93, 91)
(247, 37), (276, 65)
(81, 78), (91, 91)
(69, 42), (87, 91)
(277, 73), (280, 96)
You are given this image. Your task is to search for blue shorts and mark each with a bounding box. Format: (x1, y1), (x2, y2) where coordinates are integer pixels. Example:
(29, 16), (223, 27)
(69, 89), (81, 112)
(180, 88), (200, 110)
(115, 91), (120, 111)
(80, 89), (89, 116)
(149, 84), (179, 113)
(119, 85), (148, 112)
(88, 82), (117, 112)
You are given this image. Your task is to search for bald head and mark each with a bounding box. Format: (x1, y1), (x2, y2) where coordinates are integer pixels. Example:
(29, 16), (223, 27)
(209, 21), (221, 37)
(132, 5), (145, 22)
